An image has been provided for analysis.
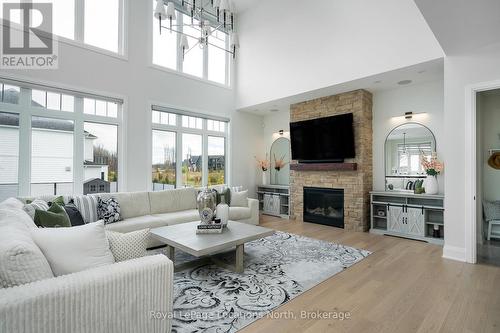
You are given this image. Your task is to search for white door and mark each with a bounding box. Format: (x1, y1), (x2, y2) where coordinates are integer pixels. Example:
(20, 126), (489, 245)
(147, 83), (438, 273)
(407, 207), (425, 237)
(387, 206), (405, 233)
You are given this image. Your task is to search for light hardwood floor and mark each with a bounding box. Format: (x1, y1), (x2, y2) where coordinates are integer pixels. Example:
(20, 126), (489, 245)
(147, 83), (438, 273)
(240, 215), (500, 333)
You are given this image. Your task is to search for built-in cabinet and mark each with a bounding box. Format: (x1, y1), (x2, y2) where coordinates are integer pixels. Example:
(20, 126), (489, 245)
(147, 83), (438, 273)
(370, 191), (444, 245)
(256, 185), (290, 218)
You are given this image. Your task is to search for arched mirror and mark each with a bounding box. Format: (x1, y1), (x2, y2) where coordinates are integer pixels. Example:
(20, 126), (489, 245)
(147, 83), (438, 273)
(385, 122), (436, 191)
(270, 137), (290, 185)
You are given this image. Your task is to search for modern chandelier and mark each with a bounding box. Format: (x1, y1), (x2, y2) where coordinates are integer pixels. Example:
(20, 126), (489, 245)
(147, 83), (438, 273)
(154, 0), (240, 59)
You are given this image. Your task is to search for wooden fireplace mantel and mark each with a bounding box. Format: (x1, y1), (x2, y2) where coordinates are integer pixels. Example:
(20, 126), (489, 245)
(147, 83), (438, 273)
(290, 163), (358, 171)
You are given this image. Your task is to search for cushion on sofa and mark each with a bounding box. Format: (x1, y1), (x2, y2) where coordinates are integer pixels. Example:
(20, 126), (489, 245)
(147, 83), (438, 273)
(31, 221), (115, 276)
(22, 199), (49, 220)
(106, 229), (149, 262)
(230, 190), (248, 208)
(148, 187), (197, 214)
(34, 203), (71, 228)
(73, 195), (99, 223)
(96, 192), (151, 219)
(151, 209), (200, 225)
(0, 213), (54, 288)
(104, 215), (166, 234)
(229, 207), (252, 220)
(0, 207), (37, 230)
(0, 198), (24, 210)
(97, 197), (121, 224)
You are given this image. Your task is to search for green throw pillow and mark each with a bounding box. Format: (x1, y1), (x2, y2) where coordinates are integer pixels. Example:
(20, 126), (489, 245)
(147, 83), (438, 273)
(51, 196), (65, 206)
(34, 203), (71, 228)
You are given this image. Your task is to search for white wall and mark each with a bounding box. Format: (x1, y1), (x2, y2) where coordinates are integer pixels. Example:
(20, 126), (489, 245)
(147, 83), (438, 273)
(236, 0), (443, 109)
(443, 41), (500, 261)
(230, 111), (264, 196)
(1, 0), (263, 194)
(372, 80), (444, 192)
(262, 111), (290, 159)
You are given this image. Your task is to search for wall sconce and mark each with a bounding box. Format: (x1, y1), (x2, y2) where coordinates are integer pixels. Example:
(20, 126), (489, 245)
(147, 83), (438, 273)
(392, 111), (427, 121)
(279, 129), (284, 136)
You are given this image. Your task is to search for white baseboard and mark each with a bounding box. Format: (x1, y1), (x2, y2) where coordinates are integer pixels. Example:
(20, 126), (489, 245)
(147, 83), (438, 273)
(442, 245), (467, 262)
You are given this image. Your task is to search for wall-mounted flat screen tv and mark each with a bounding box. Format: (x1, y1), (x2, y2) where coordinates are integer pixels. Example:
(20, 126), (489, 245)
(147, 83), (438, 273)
(290, 113), (355, 162)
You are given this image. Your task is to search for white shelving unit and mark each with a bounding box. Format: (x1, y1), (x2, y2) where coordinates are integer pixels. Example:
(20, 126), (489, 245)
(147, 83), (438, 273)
(370, 191), (445, 245)
(256, 185), (290, 218)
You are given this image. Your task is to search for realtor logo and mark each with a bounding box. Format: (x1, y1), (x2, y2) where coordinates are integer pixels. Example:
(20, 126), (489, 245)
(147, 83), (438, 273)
(1, 2), (58, 69)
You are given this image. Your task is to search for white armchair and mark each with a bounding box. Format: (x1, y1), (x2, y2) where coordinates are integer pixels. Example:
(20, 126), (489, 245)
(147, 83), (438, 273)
(0, 255), (173, 333)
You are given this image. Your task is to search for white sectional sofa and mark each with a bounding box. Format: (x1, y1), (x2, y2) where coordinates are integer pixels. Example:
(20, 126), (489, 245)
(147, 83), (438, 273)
(96, 187), (260, 248)
(0, 198), (174, 333)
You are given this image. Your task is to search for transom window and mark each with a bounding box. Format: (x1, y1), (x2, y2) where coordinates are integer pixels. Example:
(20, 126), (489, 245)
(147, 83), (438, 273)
(0, 0), (124, 54)
(151, 2), (230, 86)
(151, 106), (228, 190)
(0, 79), (123, 201)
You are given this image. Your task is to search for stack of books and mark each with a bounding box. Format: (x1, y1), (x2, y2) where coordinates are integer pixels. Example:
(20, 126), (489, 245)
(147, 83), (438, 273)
(196, 223), (223, 234)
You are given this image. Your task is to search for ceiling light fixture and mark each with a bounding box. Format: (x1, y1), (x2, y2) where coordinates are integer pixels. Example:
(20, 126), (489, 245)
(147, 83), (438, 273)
(154, 0), (240, 59)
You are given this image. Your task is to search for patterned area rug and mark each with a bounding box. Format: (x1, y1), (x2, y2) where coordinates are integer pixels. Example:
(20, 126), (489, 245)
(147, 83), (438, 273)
(154, 231), (371, 333)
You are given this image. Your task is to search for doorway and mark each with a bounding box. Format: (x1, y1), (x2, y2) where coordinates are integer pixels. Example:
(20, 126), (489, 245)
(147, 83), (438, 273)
(476, 89), (500, 266)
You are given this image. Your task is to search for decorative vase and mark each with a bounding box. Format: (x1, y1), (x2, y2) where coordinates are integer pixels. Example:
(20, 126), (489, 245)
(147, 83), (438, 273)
(216, 201), (229, 227)
(262, 171), (268, 185)
(197, 188), (217, 224)
(423, 176), (438, 195)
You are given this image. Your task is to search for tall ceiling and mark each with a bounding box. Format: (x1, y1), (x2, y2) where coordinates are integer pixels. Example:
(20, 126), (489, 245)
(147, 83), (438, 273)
(414, 0), (500, 55)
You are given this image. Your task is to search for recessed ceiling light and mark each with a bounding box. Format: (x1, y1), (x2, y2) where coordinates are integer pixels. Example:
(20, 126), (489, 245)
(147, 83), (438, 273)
(398, 80), (412, 85)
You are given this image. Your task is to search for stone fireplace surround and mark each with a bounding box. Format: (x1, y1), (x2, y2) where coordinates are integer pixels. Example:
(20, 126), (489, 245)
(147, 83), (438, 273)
(290, 90), (373, 231)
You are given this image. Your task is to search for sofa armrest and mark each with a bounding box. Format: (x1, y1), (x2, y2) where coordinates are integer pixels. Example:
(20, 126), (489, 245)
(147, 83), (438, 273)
(247, 198), (260, 225)
(0, 255), (173, 333)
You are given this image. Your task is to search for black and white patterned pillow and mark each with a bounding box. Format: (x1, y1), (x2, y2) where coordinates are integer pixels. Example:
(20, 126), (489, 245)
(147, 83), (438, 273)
(97, 197), (121, 224)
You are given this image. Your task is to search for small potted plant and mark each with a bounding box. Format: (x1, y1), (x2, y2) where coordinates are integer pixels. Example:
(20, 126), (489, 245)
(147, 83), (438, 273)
(420, 153), (444, 195)
(255, 154), (270, 185)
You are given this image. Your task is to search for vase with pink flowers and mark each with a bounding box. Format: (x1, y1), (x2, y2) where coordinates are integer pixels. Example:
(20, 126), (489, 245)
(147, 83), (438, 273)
(420, 153), (444, 195)
(255, 154), (270, 185)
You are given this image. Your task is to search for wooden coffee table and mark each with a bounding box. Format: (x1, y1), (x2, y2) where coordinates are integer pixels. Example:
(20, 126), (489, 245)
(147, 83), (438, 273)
(150, 221), (274, 273)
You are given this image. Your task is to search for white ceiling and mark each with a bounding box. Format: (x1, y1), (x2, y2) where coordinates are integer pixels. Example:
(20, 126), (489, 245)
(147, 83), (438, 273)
(414, 0), (500, 55)
(240, 58), (444, 115)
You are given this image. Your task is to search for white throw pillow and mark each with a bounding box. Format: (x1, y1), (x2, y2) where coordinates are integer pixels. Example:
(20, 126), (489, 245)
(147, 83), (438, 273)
(231, 190), (248, 207)
(106, 229), (149, 262)
(31, 221), (115, 276)
(0, 225), (54, 288)
(22, 199), (49, 220)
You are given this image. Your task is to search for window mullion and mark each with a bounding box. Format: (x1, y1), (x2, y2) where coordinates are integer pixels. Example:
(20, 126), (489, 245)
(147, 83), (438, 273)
(73, 97), (84, 196)
(18, 88), (32, 196)
(202, 131), (208, 187)
(176, 128), (183, 188)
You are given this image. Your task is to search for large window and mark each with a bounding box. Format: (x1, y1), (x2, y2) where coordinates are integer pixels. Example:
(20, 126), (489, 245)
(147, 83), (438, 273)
(152, 130), (176, 190)
(2, 0), (124, 54)
(208, 136), (225, 185)
(31, 116), (74, 196)
(84, 122), (119, 193)
(0, 80), (123, 201)
(151, 107), (228, 189)
(152, 2), (230, 85)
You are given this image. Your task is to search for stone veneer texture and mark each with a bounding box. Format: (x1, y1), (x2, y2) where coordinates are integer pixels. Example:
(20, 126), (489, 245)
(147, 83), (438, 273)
(290, 89), (373, 231)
